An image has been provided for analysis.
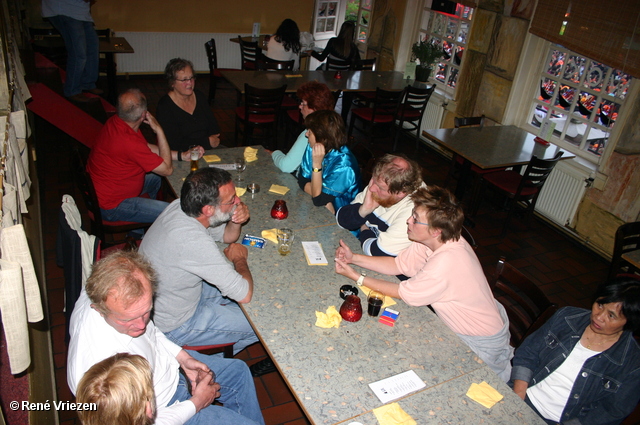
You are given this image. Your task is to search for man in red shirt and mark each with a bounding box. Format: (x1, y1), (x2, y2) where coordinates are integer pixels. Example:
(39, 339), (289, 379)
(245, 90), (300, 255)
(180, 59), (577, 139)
(87, 88), (202, 223)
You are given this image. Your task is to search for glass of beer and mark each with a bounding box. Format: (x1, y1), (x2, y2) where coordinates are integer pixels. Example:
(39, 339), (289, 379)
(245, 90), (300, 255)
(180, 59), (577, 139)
(277, 228), (294, 256)
(367, 290), (384, 317)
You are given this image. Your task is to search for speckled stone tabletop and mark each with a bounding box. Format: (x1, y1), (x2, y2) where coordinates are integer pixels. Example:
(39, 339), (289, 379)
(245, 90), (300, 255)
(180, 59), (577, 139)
(165, 146), (545, 425)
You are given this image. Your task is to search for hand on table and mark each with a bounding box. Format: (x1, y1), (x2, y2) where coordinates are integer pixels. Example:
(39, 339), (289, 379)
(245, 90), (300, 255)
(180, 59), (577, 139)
(181, 145), (205, 161)
(209, 134), (221, 148)
(231, 202), (249, 224)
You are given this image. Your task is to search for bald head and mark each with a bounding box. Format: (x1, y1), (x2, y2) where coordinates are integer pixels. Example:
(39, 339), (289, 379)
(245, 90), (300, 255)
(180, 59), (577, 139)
(117, 89), (148, 124)
(372, 154), (422, 195)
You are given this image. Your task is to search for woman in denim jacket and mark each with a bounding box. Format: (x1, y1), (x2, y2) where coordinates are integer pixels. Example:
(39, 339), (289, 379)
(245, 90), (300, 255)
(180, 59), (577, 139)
(510, 276), (640, 425)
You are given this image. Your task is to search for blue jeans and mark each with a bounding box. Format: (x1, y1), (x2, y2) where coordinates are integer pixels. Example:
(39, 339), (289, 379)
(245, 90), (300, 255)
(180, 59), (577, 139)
(47, 15), (99, 97)
(101, 174), (169, 223)
(169, 350), (264, 425)
(166, 284), (259, 355)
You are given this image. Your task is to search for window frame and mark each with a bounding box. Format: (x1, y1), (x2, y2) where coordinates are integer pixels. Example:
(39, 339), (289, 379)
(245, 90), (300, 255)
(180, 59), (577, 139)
(416, 0), (474, 98)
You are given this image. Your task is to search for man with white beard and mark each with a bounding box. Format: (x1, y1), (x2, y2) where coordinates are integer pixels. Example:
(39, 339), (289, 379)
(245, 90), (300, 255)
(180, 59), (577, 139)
(139, 168), (259, 357)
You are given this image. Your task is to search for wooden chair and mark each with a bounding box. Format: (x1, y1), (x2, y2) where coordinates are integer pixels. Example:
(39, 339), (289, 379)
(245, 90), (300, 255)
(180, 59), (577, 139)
(460, 225), (478, 250)
(205, 38), (236, 104)
(256, 56), (295, 70)
(326, 56), (353, 71)
(608, 221), (640, 280)
(347, 88), (403, 146)
(238, 36), (261, 70)
(487, 256), (558, 348)
(355, 58), (376, 71)
(394, 84), (436, 151)
(474, 152), (564, 235)
(71, 149), (151, 247)
(235, 83), (287, 148)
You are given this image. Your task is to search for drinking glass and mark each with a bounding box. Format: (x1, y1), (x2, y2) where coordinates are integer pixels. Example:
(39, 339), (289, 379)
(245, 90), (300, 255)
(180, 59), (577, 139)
(277, 228), (294, 256)
(234, 157), (246, 182)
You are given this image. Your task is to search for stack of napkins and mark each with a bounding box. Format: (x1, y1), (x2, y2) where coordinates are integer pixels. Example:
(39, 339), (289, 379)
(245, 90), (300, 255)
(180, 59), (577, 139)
(235, 187), (247, 197)
(466, 381), (503, 408)
(269, 184), (290, 195)
(373, 402), (416, 425)
(244, 146), (258, 162)
(315, 306), (341, 328)
(261, 229), (278, 244)
(203, 154), (221, 163)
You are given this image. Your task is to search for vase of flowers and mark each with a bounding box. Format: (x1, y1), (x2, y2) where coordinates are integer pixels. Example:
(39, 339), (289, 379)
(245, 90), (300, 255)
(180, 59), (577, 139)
(412, 39), (443, 82)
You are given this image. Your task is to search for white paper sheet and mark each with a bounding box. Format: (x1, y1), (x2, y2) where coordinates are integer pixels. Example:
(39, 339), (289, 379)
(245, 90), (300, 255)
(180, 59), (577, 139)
(368, 370), (426, 404)
(302, 241), (328, 265)
(208, 163), (237, 171)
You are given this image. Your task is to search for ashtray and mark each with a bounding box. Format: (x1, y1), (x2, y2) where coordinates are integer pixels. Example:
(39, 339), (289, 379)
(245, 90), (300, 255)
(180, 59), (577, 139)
(247, 183), (260, 193)
(340, 284), (358, 300)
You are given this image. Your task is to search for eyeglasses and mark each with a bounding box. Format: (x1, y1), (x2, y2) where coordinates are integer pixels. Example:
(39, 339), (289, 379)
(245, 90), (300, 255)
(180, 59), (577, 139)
(299, 100), (308, 107)
(220, 195), (238, 206)
(175, 76), (196, 83)
(409, 215), (430, 226)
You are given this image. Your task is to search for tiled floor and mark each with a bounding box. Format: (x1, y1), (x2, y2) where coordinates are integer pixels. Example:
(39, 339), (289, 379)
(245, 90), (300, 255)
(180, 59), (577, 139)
(32, 72), (638, 424)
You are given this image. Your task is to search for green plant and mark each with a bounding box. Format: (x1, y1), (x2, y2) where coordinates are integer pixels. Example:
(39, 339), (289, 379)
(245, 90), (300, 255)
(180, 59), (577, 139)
(411, 39), (443, 69)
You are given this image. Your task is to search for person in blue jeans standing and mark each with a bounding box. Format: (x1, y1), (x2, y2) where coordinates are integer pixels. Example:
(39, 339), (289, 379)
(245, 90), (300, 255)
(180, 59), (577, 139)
(41, 0), (101, 103)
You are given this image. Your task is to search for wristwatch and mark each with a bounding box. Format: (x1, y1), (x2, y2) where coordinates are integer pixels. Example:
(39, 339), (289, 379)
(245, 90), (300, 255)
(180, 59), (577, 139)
(312, 167), (322, 173)
(356, 273), (366, 287)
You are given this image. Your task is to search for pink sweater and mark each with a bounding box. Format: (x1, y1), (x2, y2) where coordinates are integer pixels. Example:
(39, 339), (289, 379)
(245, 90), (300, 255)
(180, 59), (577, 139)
(396, 239), (503, 337)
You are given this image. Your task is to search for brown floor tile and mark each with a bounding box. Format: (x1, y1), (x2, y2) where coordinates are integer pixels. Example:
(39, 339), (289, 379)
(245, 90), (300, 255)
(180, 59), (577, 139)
(262, 401), (308, 425)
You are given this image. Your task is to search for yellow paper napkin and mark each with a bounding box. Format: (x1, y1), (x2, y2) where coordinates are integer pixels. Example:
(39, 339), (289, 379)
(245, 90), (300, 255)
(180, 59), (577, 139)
(315, 306), (342, 328)
(203, 154), (221, 163)
(261, 229), (278, 244)
(244, 146), (258, 163)
(235, 187), (247, 197)
(466, 381), (503, 408)
(361, 285), (397, 309)
(373, 402), (416, 425)
(269, 184), (290, 195)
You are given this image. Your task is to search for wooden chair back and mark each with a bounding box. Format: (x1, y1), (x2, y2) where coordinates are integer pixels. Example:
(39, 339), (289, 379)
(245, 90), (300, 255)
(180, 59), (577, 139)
(326, 56), (353, 71)
(454, 115), (485, 128)
(356, 58), (376, 71)
(256, 56), (295, 70)
(238, 36), (261, 70)
(608, 221), (640, 279)
(487, 256), (558, 347)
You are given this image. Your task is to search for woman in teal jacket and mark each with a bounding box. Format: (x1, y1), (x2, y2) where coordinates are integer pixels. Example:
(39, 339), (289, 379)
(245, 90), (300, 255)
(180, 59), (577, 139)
(297, 110), (360, 214)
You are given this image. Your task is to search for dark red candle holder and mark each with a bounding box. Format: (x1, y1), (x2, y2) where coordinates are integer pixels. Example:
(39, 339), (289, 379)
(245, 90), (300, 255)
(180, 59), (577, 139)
(339, 295), (363, 322)
(271, 200), (288, 220)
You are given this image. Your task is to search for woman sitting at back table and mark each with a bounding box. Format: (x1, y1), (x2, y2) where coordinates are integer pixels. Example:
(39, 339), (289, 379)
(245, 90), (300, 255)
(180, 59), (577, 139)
(156, 58), (221, 154)
(270, 81), (335, 173)
(312, 20), (361, 69)
(511, 276), (640, 425)
(297, 110), (360, 214)
(266, 19), (301, 71)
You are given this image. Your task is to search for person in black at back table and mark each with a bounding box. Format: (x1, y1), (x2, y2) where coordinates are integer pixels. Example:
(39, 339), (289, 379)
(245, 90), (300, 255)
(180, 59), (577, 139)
(312, 20), (361, 69)
(156, 58), (221, 155)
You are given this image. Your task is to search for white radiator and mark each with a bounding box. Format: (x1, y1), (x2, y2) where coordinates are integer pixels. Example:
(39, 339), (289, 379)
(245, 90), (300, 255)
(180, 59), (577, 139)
(534, 160), (589, 227)
(416, 92), (447, 152)
(115, 32), (243, 74)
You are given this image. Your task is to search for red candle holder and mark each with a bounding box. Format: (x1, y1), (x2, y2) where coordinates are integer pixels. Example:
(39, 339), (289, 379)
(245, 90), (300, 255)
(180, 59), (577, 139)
(339, 295), (363, 322)
(271, 200), (288, 220)
(334, 71), (342, 79)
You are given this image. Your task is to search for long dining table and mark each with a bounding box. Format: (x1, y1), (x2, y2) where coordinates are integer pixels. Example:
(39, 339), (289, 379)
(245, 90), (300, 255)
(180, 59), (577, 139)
(165, 146), (545, 425)
(422, 125), (574, 203)
(220, 70), (413, 122)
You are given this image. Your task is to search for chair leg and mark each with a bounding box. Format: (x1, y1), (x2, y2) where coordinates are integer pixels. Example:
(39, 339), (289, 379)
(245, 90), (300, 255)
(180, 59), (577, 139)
(392, 120), (402, 152)
(500, 198), (516, 236)
(348, 114), (356, 140)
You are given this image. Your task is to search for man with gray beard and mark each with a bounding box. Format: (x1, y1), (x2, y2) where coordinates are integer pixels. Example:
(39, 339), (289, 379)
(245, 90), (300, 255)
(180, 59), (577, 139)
(139, 168), (259, 356)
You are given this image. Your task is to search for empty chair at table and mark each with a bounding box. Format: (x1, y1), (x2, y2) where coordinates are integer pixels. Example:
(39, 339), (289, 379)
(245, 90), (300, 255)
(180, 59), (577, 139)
(473, 152), (563, 235)
(608, 221), (640, 280)
(234, 83), (287, 148)
(394, 84), (436, 151)
(205, 38), (236, 104)
(347, 87), (403, 146)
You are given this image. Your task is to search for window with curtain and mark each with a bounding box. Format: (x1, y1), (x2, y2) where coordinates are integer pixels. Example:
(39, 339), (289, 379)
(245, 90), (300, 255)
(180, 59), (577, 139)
(417, 0), (474, 96)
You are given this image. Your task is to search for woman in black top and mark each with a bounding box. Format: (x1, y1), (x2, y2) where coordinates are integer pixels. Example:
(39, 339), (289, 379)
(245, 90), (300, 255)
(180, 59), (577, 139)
(156, 58), (221, 153)
(312, 20), (361, 69)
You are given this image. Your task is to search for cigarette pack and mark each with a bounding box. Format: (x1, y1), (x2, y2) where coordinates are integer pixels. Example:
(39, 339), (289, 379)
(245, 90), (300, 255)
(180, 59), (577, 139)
(379, 308), (399, 326)
(241, 235), (265, 248)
